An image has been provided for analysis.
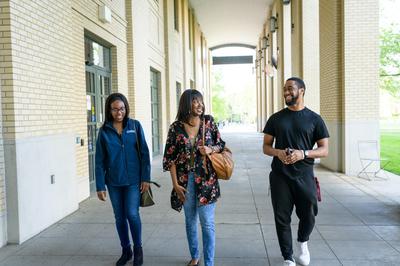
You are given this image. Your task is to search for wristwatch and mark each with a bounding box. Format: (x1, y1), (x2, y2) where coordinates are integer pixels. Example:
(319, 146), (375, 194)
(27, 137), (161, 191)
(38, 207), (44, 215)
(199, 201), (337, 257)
(304, 150), (309, 159)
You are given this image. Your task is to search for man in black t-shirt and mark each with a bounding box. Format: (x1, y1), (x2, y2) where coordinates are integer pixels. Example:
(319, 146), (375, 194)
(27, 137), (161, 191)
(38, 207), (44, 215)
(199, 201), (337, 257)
(263, 77), (329, 266)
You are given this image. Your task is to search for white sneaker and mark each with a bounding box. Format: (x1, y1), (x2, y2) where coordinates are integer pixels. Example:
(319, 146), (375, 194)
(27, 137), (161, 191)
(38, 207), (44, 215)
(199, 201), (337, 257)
(297, 241), (310, 265)
(283, 259), (296, 266)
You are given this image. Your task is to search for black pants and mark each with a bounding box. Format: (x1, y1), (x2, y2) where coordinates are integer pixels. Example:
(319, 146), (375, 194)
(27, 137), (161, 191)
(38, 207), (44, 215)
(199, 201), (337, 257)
(269, 172), (317, 260)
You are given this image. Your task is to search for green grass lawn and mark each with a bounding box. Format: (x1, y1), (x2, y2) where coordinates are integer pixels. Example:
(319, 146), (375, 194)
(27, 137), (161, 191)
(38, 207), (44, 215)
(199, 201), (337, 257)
(381, 131), (400, 175)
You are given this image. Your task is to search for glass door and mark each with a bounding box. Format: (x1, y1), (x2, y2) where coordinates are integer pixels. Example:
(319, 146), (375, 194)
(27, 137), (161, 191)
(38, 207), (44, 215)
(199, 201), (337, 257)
(86, 68), (111, 191)
(150, 69), (161, 155)
(85, 36), (111, 191)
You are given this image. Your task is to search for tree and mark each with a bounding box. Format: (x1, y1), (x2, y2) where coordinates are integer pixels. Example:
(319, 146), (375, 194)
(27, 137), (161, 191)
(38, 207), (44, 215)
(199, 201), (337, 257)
(211, 71), (231, 122)
(380, 27), (400, 98)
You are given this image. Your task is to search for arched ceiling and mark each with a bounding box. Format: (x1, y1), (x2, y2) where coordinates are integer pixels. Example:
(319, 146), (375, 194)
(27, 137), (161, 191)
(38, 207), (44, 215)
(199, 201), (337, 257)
(189, 0), (273, 49)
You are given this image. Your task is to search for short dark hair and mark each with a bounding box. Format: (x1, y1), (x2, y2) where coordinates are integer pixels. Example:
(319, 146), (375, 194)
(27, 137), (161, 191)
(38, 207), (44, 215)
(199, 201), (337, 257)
(176, 89), (205, 124)
(104, 92), (130, 125)
(287, 77), (306, 91)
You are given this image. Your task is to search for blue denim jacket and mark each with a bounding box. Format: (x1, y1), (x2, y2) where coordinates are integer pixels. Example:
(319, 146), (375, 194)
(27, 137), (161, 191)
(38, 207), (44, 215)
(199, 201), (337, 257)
(95, 118), (151, 191)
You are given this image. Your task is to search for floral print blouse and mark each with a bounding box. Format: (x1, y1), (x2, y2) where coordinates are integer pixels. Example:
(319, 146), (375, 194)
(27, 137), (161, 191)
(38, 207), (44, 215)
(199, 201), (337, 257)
(163, 115), (225, 205)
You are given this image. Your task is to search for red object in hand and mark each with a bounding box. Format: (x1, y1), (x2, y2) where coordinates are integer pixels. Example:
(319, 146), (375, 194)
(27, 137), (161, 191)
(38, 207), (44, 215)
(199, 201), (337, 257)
(315, 177), (321, 202)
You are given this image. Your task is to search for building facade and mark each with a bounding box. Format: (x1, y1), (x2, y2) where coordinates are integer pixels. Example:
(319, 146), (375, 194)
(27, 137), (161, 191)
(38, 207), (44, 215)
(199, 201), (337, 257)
(255, 0), (379, 177)
(0, 0), (211, 245)
(0, 0), (380, 247)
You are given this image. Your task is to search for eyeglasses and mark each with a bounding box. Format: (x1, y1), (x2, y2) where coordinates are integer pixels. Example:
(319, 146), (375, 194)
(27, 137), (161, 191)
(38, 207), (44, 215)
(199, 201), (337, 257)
(111, 107), (126, 113)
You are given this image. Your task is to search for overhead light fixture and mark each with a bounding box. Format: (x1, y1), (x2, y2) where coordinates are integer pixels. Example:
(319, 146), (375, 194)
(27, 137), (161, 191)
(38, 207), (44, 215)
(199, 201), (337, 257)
(99, 5), (112, 23)
(270, 16), (278, 33)
(271, 55), (278, 69)
(258, 49), (263, 60)
(261, 36), (269, 50)
(283, 0), (291, 5)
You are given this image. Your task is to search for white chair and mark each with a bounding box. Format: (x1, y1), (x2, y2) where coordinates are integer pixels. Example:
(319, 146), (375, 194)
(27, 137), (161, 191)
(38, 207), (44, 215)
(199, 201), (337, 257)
(357, 140), (390, 180)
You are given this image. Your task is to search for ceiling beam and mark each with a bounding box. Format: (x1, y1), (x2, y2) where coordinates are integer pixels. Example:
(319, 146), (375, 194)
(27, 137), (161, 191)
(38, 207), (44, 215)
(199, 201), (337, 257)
(212, 55), (253, 65)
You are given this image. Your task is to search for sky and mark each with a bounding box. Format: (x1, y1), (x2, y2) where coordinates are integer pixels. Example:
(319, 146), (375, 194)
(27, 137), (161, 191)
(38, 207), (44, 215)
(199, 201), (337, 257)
(380, 0), (400, 30)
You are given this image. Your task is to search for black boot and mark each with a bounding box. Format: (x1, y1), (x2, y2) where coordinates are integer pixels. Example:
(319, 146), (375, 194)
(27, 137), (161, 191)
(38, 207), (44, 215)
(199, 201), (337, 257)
(116, 246), (132, 266)
(133, 246), (143, 266)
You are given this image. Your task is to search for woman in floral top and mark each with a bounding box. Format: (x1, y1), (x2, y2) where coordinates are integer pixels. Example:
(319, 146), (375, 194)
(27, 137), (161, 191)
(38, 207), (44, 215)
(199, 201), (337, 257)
(163, 89), (225, 266)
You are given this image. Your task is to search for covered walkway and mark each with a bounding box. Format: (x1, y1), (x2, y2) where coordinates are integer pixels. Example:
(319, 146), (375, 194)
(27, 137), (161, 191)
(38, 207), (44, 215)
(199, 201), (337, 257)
(0, 132), (399, 266)
(0, 0), (383, 249)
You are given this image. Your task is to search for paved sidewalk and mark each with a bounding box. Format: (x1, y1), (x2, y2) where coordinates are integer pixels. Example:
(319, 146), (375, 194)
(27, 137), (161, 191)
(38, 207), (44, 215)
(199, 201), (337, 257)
(0, 132), (399, 265)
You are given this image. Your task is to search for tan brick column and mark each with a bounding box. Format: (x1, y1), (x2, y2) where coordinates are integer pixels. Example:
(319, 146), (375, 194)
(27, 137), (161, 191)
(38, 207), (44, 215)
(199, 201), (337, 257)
(282, 2), (292, 81)
(320, 0), (379, 175)
(0, 0), (11, 246)
(302, 0), (320, 113)
(342, 0), (379, 175)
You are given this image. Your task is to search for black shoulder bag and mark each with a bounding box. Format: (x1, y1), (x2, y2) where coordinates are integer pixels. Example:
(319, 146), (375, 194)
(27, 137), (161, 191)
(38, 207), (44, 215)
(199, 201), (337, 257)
(134, 120), (160, 207)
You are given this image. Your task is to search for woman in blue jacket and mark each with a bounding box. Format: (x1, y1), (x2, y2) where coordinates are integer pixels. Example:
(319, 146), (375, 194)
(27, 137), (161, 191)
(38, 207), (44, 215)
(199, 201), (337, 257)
(95, 93), (150, 266)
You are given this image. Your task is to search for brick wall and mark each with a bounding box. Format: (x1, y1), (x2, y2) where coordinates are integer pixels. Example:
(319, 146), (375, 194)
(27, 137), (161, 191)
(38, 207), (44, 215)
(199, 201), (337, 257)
(291, 0), (302, 78)
(343, 0), (379, 121)
(0, 0), (12, 214)
(320, 0), (343, 122)
(320, 0), (379, 122)
(301, 0), (320, 114)
(126, 0), (135, 115)
(2, 0), (74, 138)
(70, 9), (87, 181)
(0, 0), (214, 244)
(1, 0), (129, 191)
(319, 0), (379, 174)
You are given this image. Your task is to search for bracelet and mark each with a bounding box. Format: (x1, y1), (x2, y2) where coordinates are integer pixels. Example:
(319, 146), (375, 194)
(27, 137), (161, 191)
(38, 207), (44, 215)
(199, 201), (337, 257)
(211, 146), (215, 154)
(302, 150), (305, 160)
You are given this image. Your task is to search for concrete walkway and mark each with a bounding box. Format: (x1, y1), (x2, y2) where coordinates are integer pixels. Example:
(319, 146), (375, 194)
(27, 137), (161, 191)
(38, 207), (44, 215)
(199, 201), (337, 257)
(0, 132), (399, 265)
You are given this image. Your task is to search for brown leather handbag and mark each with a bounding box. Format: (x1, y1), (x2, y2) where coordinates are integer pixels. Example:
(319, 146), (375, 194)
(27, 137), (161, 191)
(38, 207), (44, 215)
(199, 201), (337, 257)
(202, 119), (234, 180)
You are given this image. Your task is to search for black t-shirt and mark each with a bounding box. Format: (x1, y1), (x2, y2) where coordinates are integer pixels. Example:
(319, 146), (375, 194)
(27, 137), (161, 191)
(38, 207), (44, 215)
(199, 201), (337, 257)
(263, 107), (329, 180)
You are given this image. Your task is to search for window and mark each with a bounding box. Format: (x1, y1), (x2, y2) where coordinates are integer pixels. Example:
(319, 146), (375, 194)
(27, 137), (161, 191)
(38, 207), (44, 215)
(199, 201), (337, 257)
(150, 69), (161, 155)
(84, 38), (111, 71)
(188, 8), (193, 50)
(174, 0), (179, 32)
(176, 82), (182, 112)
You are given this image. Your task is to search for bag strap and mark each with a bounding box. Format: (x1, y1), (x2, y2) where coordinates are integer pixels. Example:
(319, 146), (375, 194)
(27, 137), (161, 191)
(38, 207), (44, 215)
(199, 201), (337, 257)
(134, 120), (160, 187)
(148, 180), (160, 187)
(134, 120), (145, 183)
(202, 118), (205, 145)
(202, 118), (208, 174)
(134, 120), (142, 163)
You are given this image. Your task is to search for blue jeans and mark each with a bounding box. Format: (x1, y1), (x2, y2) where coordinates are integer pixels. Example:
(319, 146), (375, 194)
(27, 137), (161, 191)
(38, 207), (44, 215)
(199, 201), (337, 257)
(107, 184), (142, 249)
(184, 172), (216, 266)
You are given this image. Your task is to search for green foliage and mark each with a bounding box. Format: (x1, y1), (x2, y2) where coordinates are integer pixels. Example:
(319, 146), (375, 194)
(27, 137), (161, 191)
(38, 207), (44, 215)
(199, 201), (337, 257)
(380, 131), (400, 175)
(380, 27), (400, 98)
(211, 71), (231, 122)
(380, 28), (400, 74)
(380, 77), (400, 98)
(211, 68), (257, 123)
